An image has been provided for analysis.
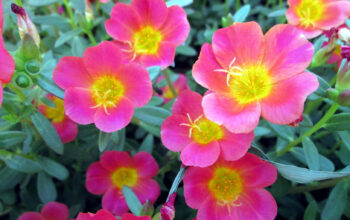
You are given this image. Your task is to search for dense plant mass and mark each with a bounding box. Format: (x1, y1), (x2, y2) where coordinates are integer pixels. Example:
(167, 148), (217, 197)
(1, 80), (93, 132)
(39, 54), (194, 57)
(1, 0), (350, 219)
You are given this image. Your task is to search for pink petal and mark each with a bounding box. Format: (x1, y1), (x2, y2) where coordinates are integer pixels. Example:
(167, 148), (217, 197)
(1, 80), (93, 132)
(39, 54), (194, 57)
(0, 37), (15, 83)
(285, 8), (300, 25)
(196, 198), (238, 220)
(160, 6), (190, 46)
(117, 63), (152, 107)
(133, 179), (160, 204)
(102, 187), (129, 216)
(173, 74), (189, 91)
(105, 3), (141, 42)
(121, 213), (152, 220)
(261, 72), (319, 125)
(18, 212), (42, 220)
(202, 93), (261, 133)
(53, 57), (92, 90)
(52, 118), (78, 143)
(183, 167), (213, 209)
(218, 130), (254, 161)
(212, 22), (264, 68)
(161, 115), (192, 152)
(83, 41), (123, 78)
(130, 0), (168, 28)
(180, 141), (221, 167)
(85, 162), (112, 195)
(133, 152), (159, 178)
(172, 90), (203, 118)
(0, 82), (3, 107)
(139, 42), (175, 70)
(64, 87), (96, 125)
(100, 151), (132, 171)
(316, 1), (348, 30)
(41, 202), (69, 220)
(94, 98), (134, 133)
(77, 209), (116, 220)
(297, 27), (323, 39)
(0, 0), (3, 30)
(192, 44), (229, 94)
(263, 24), (314, 82)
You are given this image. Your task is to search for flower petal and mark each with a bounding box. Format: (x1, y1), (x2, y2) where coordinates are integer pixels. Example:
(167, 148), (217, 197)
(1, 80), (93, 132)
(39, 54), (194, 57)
(192, 44), (229, 94)
(133, 151), (159, 178)
(94, 98), (134, 133)
(139, 42), (175, 70)
(261, 72), (319, 125)
(196, 198), (238, 220)
(18, 212), (42, 220)
(105, 3), (141, 42)
(102, 187), (129, 216)
(0, 82), (2, 107)
(100, 151), (132, 171)
(64, 87), (96, 125)
(212, 22), (265, 68)
(52, 118), (78, 143)
(160, 5), (190, 46)
(53, 57), (92, 90)
(172, 90), (203, 118)
(0, 38), (15, 83)
(130, 0), (168, 28)
(180, 141), (221, 167)
(263, 24), (314, 82)
(316, 1), (349, 30)
(133, 179), (160, 204)
(161, 115), (192, 152)
(218, 131), (254, 161)
(41, 202), (69, 220)
(86, 162), (112, 195)
(83, 41), (123, 78)
(117, 63), (152, 107)
(77, 209), (116, 220)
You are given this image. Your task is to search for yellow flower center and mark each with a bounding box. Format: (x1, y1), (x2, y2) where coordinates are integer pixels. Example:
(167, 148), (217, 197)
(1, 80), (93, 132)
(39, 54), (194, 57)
(180, 114), (223, 145)
(45, 97), (65, 123)
(163, 86), (177, 99)
(296, 0), (325, 28)
(208, 167), (243, 206)
(111, 167), (138, 189)
(133, 26), (163, 55)
(90, 76), (125, 114)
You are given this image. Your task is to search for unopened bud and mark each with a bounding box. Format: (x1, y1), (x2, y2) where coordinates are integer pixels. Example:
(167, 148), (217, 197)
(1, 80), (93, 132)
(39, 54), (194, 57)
(85, 0), (94, 22)
(15, 73), (32, 89)
(339, 28), (350, 43)
(312, 39), (338, 68)
(222, 13), (234, 27)
(11, 4), (40, 46)
(160, 193), (177, 220)
(326, 88), (340, 101)
(337, 89), (350, 106)
(24, 60), (41, 76)
(140, 200), (154, 217)
(341, 46), (350, 61)
(336, 60), (350, 91)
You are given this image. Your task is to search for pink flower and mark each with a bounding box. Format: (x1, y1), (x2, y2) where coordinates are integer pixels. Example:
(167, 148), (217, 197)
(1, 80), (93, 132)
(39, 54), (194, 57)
(183, 153), (278, 220)
(105, 0), (190, 69)
(39, 94), (78, 143)
(53, 41), (152, 133)
(160, 193), (177, 220)
(0, 0), (15, 106)
(85, 151), (160, 216)
(18, 202), (69, 220)
(121, 213), (152, 220)
(286, 0), (350, 38)
(326, 43), (343, 71)
(77, 209), (117, 220)
(161, 91), (254, 167)
(157, 74), (189, 102)
(192, 22), (319, 134)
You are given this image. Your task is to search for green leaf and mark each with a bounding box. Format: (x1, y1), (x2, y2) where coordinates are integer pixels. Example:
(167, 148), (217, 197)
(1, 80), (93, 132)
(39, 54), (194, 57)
(28, 0), (61, 6)
(166, 0), (193, 7)
(0, 131), (26, 148)
(31, 111), (64, 154)
(338, 131), (350, 151)
(167, 167), (186, 200)
(321, 180), (349, 220)
(268, 123), (295, 141)
(5, 155), (42, 173)
(37, 75), (65, 99)
(302, 137), (320, 170)
(148, 66), (162, 81)
(233, 5), (251, 22)
(123, 186), (142, 216)
(268, 9), (287, 17)
(55, 28), (83, 48)
(98, 131), (112, 152)
(325, 113), (350, 131)
(71, 37), (86, 57)
(303, 200), (318, 220)
(37, 172), (57, 203)
(291, 148), (334, 171)
(0, 167), (24, 191)
(37, 157), (69, 180)
(139, 134), (154, 153)
(176, 45), (197, 56)
(134, 107), (171, 126)
(33, 15), (69, 25)
(138, 121), (161, 137)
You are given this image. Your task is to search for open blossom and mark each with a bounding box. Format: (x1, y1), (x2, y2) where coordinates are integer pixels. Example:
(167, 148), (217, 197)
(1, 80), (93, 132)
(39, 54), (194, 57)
(53, 41), (152, 133)
(157, 74), (189, 102)
(18, 202), (69, 220)
(85, 151), (160, 216)
(183, 153), (277, 220)
(39, 94), (78, 143)
(193, 22), (319, 134)
(161, 91), (254, 167)
(286, 0), (350, 38)
(0, 0), (15, 106)
(105, 0), (190, 69)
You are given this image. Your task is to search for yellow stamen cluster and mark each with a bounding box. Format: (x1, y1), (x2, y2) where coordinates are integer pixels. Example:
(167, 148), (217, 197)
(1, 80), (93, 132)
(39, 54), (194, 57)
(45, 97), (65, 123)
(133, 26), (163, 55)
(111, 167), (138, 189)
(296, 0), (324, 28)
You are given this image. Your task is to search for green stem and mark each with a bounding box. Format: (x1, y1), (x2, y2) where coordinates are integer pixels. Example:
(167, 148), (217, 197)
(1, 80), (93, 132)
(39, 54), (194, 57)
(330, 75), (337, 87)
(85, 29), (97, 46)
(6, 83), (26, 102)
(276, 103), (339, 157)
(288, 176), (350, 194)
(163, 70), (177, 98)
(235, 0), (241, 10)
(63, 0), (77, 29)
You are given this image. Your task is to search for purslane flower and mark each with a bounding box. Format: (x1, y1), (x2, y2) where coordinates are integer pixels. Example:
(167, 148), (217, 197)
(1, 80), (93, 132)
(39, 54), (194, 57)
(53, 41), (152, 133)
(85, 151), (160, 216)
(156, 74), (189, 103)
(286, 0), (350, 38)
(18, 202), (69, 220)
(183, 153), (277, 220)
(161, 91), (254, 167)
(105, 0), (190, 69)
(39, 94), (78, 143)
(193, 22), (319, 134)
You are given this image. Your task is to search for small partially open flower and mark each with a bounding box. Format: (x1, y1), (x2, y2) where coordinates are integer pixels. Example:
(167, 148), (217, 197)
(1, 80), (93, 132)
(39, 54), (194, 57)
(157, 74), (189, 103)
(18, 202), (69, 220)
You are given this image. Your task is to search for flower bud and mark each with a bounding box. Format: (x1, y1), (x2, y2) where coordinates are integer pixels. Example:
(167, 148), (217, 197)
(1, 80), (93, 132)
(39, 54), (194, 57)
(11, 4), (40, 46)
(140, 200), (154, 217)
(337, 89), (350, 106)
(25, 60), (41, 76)
(15, 73), (32, 89)
(336, 58), (350, 91)
(339, 27), (350, 43)
(221, 13), (234, 28)
(85, 0), (94, 22)
(326, 88), (340, 101)
(160, 193), (177, 220)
